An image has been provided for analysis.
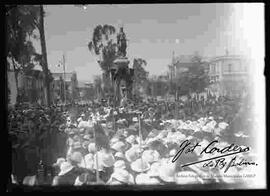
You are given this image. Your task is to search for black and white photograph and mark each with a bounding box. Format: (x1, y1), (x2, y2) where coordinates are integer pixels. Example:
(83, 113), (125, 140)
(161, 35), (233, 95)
(6, 3), (266, 190)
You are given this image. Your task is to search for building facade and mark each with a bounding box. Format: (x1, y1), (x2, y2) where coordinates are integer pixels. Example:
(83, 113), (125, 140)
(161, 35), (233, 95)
(168, 54), (250, 98)
(51, 71), (79, 104)
(207, 55), (250, 97)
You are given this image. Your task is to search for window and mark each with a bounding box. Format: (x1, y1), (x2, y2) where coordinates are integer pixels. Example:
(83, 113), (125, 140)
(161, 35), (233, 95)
(213, 64), (216, 74)
(223, 63), (232, 73)
(228, 64), (232, 72)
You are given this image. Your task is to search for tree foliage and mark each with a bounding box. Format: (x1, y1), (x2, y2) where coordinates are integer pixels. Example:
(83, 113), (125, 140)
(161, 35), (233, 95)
(88, 25), (118, 73)
(6, 5), (52, 105)
(132, 58), (149, 94)
(6, 5), (40, 71)
(174, 54), (209, 96)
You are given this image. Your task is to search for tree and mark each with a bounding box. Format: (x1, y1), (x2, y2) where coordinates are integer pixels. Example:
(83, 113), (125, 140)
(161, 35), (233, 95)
(88, 25), (118, 76)
(175, 53), (209, 97)
(6, 5), (39, 102)
(88, 25), (133, 105)
(6, 5), (51, 105)
(132, 58), (149, 95)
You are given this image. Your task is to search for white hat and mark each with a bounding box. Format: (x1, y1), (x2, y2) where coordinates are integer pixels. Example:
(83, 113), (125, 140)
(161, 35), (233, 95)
(175, 171), (204, 184)
(83, 134), (91, 140)
(70, 151), (83, 164)
(131, 158), (150, 173)
(185, 135), (194, 140)
(147, 162), (161, 177)
(218, 122), (229, 129)
(22, 175), (37, 186)
(158, 161), (176, 182)
(74, 176), (84, 186)
(115, 152), (125, 159)
(77, 117), (82, 122)
(88, 143), (96, 153)
(125, 146), (141, 162)
(234, 132), (249, 138)
(73, 142), (82, 149)
(111, 141), (126, 152)
(53, 157), (66, 167)
(208, 116), (214, 120)
(110, 137), (119, 145)
(169, 149), (177, 157)
(94, 150), (115, 169)
(110, 169), (134, 185)
(126, 135), (136, 144)
(83, 153), (94, 170)
(202, 125), (212, 133)
(58, 162), (74, 176)
(142, 149), (160, 164)
(135, 173), (160, 185)
(213, 127), (224, 136)
(114, 160), (126, 170)
(132, 117), (138, 122)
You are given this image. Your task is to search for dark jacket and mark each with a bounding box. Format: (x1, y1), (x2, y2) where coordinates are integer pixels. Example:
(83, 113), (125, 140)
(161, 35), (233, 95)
(56, 167), (84, 185)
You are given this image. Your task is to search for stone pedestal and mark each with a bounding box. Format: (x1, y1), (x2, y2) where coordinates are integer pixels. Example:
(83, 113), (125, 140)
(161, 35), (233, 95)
(111, 57), (132, 106)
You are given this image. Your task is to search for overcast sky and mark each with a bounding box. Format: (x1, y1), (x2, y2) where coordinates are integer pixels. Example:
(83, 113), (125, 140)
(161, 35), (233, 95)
(32, 3), (264, 82)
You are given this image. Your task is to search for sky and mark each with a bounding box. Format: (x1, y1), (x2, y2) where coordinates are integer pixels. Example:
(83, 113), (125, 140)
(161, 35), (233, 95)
(32, 3), (264, 82)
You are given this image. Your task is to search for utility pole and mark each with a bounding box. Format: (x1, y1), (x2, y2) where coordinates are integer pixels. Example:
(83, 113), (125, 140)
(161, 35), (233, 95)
(63, 54), (66, 104)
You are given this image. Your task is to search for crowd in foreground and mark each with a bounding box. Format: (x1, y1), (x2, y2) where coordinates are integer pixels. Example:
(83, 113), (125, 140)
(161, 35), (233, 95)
(9, 93), (257, 187)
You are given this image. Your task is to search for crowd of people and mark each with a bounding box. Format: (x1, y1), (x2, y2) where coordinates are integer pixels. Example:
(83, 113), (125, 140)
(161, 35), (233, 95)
(9, 93), (256, 187)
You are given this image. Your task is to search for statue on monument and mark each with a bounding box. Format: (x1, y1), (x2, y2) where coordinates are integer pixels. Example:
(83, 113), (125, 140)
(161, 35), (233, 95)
(117, 27), (127, 57)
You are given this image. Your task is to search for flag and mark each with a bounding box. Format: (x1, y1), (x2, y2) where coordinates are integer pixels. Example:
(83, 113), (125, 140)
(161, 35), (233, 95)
(140, 119), (153, 141)
(94, 123), (110, 150)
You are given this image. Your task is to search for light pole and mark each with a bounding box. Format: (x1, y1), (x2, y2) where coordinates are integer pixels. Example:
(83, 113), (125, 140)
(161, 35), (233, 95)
(57, 54), (67, 104)
(63, 54), (66, 104)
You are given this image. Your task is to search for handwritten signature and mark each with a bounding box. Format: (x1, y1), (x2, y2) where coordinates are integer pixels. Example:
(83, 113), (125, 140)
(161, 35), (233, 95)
(172, 140), (258, 173)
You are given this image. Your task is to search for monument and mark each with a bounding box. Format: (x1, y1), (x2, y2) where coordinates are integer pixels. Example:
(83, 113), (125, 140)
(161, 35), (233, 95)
(111, 27), (134, 106)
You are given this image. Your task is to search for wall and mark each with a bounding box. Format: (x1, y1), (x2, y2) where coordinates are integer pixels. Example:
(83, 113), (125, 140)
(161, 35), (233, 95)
(7, 71), (17, 105)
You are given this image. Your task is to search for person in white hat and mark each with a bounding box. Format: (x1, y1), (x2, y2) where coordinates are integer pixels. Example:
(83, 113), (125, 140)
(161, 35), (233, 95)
(125, 145), (141, 163)
(69, 151), (84, 167)
(111, 141), (126, 153)
(93, 148), (115, 182)
(158, 161), (176, 183)
(58, 162), (74, 176)
(141, 149), (160, 164)
(114, 152), (125, 161)
(54, 161), (84, 185)
(125, 135), (136, 146)
(22, 175), (38, 186)
(135, 173), (161, 185)
(80, 144), (96, 170)
(130, 158), (151, 174)
(113, 160), (126, 171)
(147, 162), (162, 178)
(107, 169), (134, 185)
(110, 137), (120, 146)
(53, 157), (66, 176)
(74, 172), (89, 186)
